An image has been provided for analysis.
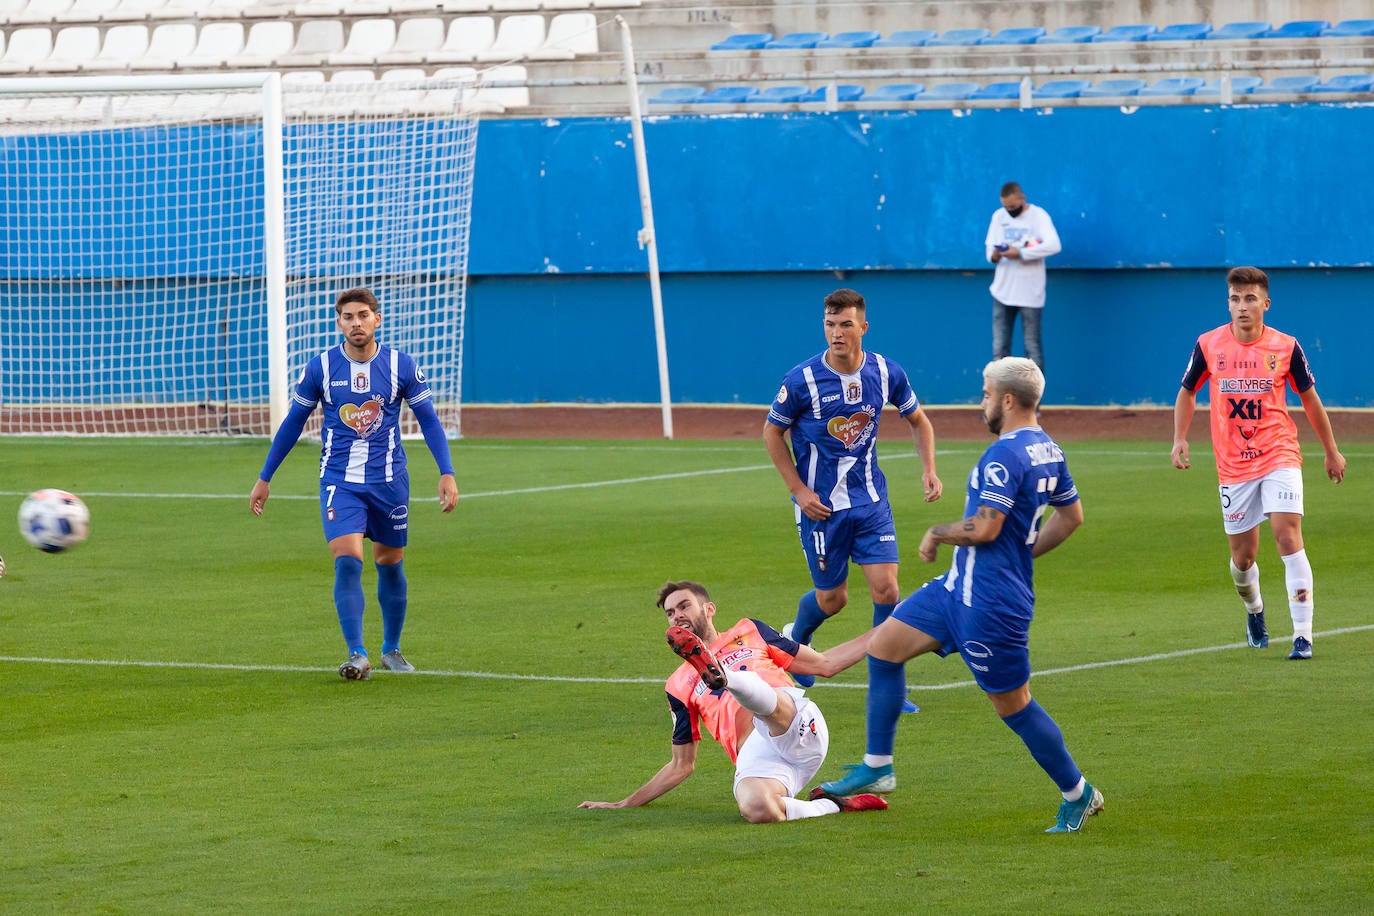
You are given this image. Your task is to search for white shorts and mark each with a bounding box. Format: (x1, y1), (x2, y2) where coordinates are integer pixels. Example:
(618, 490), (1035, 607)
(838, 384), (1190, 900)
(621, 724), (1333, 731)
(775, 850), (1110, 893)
(732, 689), (828, 799)
(1219, 467), (1304, 535)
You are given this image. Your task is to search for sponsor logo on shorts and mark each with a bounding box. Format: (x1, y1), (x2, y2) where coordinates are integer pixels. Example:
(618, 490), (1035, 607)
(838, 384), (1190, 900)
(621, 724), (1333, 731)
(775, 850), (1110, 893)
(879, 535), (895, 542)
(326, 507), (336, 521)
(962, 640), (993, 673)
(800, 717), (817, 738)
(389, 505), (408, 531)
(1226, 510), (1247, 522)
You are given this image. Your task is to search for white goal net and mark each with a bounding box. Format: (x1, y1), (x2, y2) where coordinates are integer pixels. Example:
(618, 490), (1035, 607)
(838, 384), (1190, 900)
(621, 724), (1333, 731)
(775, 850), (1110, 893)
(0, 73), (477, 437)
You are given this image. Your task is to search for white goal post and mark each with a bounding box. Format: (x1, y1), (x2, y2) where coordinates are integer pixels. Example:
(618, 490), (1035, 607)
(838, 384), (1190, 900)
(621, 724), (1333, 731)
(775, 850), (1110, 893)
(0, 72), (477, 438)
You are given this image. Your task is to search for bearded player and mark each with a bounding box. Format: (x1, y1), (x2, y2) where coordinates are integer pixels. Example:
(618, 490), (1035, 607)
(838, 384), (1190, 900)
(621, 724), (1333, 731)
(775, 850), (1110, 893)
(250, 287), (458, 680)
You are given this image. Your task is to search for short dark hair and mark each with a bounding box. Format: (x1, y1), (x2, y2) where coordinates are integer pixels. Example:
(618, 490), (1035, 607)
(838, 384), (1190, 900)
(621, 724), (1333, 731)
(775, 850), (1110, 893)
(335, 287), (380, 313)
(823, 288), (866, 316)
(1226, 266), (1269, 293)
(1000, 181), (1023, 197)
(656, 580), (711, 609)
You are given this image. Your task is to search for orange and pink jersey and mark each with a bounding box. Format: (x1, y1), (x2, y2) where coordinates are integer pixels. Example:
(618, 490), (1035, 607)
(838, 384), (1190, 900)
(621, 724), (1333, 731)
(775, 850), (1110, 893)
(664, 618), (800, 763)
(1180, 324), (1316, 485)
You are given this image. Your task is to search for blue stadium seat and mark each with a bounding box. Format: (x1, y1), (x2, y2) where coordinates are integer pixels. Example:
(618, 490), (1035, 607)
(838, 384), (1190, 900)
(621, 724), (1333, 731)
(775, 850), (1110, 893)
(1033, 79), (1090, 98)
(765, 32), (828, 49)
(1079, 78), (1148, 97)
(927, 28), (991, 46)
(981, 27), (1047, 45)
(749, 85), (810, 102)
(1037, 26), (1102, 43)
(1138, 77), (1206, 96)
(874, 29), (937, 47)
(1314, 73), (1374, 92)
(648, 87), (706, 104)
(1263, 21), (1330, 38)
(699, 86), (759, 103)
(1197, 76), (1264, 95)
(1092, 24), (1158, 42)
(1207, 22), (1272, 40)
(1252, 75), (1321, 94)
(1147, 23), (1213, 41)
(801, 84), (865, 102)
(970, 81), (1023, 99)
(709, 33), (773, 51)
(921, 82), (980, 100)
(1321, 19), (1374, 37)
(816, 30), (880, 48)
(866, 83), (926, 100)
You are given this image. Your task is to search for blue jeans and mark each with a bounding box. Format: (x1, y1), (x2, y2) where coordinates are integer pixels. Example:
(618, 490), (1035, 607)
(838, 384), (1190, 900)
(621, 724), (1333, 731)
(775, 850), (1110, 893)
(991, 298), (1044, 370)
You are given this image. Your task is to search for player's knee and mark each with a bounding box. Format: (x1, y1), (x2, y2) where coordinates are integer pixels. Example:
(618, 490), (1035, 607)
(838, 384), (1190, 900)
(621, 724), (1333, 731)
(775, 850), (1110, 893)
(870, 582), (900, 605)
(737, 796), (784, 824)
(816, 587), (847, 614)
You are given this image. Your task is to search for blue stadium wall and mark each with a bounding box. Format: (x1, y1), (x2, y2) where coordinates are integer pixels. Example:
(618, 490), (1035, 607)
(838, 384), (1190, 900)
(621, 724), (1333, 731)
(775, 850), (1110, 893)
(467, 103), (1373, 407)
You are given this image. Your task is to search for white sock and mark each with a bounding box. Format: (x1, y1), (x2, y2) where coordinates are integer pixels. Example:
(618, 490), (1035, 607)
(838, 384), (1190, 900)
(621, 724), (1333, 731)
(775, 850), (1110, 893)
(1230, 560), (1263, 613)
(863, 754), (893, 768)
(1281, 549), (1314, 640)
(725, 669), (779, 717)
(784, 796), (840, 819)
(1062, 776), (1087, 802)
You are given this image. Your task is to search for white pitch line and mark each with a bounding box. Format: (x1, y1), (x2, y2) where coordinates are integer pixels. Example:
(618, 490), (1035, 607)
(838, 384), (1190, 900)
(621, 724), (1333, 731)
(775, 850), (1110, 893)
(3, 624), (1369, 688)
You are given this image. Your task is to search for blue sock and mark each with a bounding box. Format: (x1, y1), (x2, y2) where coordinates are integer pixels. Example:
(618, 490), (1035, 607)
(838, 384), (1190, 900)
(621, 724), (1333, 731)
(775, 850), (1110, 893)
(793, 590), (829, 644)
(333, 555), (366, 656)
(1001, 699), (1082, 792)
(377, 560), (407, 654)
(873, 601), (896, 626)
(865, 656), (906, 756)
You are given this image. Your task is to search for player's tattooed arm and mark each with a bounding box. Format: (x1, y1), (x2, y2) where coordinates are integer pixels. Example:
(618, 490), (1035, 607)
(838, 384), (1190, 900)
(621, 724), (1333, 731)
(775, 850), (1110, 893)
(918, 506), (1006, 562)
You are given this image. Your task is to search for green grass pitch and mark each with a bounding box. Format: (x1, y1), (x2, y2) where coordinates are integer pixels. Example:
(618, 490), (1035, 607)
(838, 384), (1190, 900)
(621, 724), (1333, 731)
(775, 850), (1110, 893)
(2, 435), (1371, 913)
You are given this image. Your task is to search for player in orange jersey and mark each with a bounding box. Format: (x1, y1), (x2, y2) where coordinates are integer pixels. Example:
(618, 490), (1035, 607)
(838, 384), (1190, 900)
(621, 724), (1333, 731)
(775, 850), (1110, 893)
(1172, 266), (1346, 660)
(578, 580), (887, 823)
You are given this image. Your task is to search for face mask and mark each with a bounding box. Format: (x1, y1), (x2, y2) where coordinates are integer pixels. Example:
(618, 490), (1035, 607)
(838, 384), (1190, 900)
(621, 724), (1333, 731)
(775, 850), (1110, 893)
(1006, 204), (1025, 218)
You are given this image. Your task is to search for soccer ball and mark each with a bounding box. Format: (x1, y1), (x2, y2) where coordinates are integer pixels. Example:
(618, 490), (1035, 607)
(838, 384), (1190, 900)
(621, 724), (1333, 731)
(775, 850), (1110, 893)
(18, 488), (90, 553)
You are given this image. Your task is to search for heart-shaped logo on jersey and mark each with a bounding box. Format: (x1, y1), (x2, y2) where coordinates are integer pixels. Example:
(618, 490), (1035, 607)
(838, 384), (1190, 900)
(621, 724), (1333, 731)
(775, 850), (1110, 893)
(828, 412), (872, 449)
(339, 398), (384, 438)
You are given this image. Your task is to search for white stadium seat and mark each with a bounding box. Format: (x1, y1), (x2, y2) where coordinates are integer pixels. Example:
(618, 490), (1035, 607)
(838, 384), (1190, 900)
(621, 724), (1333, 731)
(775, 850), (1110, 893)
(236, 20), (295, 67)
(62, 0), (121, 21)
(181, 21), (246, 67)
(328, 17), (396, 66)
(12, 0), (74, 25)
(276, 18), (344, 67)
(280, 68), (326, 87)
(46, 25), (102, 72)
(131, 22), (196, 69)
(0, 28), (53, 73)
(101, 0), (171, 21)
(85, 23), (149, 69)
(476, 14), (544, 62)
(377, 16), (445, 63)
(533, 12), (597, 59)
(426, 16), (494, 63)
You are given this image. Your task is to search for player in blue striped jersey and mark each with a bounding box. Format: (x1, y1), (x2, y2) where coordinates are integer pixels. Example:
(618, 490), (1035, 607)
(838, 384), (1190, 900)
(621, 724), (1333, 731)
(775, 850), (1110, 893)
(764, 288), (942, 714)
(250, 288), (458, 680)
(819, 357), (1104, 833)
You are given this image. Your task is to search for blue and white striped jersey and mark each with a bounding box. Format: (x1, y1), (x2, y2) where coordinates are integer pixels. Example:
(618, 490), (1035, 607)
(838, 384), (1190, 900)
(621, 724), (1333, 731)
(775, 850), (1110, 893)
(940, 425), (1079, 619)
(766, 350), (920, 511)
(291, 344), (434, 485)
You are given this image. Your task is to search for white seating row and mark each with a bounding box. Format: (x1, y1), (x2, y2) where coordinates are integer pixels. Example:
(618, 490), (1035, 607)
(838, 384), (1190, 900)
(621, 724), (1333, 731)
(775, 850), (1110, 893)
(0, 62), (528, 119)
(0, 0), (639, 25)
(0, 12), (597, 71)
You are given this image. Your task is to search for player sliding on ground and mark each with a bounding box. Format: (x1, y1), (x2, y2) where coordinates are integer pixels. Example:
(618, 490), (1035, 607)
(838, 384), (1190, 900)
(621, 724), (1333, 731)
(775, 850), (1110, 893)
(578, 580), (887, 823)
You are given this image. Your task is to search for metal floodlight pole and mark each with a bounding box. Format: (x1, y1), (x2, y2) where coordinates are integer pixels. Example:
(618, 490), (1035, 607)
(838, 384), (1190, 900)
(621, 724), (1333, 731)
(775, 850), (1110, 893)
(616, 15), (673, 440)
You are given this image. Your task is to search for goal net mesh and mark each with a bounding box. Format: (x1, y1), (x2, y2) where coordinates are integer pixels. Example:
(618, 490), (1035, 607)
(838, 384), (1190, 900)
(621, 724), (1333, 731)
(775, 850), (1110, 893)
(0, 77), (477, 437)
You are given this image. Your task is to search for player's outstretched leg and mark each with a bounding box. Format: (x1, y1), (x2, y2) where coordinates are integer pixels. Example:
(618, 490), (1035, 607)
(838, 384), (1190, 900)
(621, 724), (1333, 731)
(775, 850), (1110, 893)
(665, 626), (727, 690)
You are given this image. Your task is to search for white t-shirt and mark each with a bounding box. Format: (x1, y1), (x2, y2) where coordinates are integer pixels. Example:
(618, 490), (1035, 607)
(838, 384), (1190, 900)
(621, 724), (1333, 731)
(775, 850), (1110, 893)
(984, 202), (1061, 308)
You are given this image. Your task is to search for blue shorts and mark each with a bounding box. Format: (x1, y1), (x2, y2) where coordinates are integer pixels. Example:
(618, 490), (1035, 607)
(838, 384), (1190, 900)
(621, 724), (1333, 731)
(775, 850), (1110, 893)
(796, 500), (899, 591)
(892, 578), (1031, 694)
(320, 473), (410, 548)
